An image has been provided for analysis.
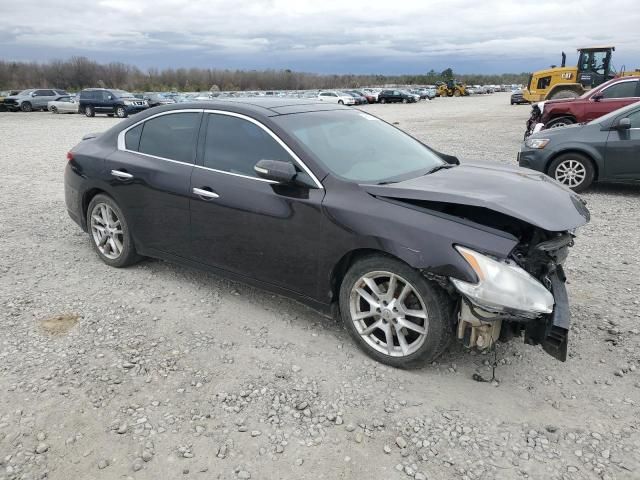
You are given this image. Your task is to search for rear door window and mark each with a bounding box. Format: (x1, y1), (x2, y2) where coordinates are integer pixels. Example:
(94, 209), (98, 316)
(137, 113), (201, 163)
(601, 81), (639, 99)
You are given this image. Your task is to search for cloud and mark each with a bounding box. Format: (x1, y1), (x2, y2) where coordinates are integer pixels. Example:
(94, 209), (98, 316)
(0, 0), (638, 73)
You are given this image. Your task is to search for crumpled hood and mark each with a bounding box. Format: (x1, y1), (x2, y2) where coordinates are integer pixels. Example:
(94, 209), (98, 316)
(361, 163), (590, 232)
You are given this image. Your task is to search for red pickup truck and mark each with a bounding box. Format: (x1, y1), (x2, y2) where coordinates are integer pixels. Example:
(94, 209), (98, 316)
(525, 76), (640, 137)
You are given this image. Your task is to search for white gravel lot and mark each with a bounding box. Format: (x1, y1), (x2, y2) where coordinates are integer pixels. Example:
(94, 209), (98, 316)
(1, 93), (639, 480)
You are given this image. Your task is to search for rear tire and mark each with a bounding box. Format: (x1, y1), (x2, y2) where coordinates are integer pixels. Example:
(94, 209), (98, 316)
(84, 105), (95, 117)
(548, 153), (595, 192)
(86, 194), (141, 268)
(21, 102), (32, 112)
(50, 106), (58, 113)
(339, 255), (452, 369)
(380, 98), (386, 104)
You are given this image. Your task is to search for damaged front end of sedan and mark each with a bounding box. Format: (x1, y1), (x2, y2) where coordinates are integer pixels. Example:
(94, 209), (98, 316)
(448, 228), (574, 361)
(364, 164), (590, 361)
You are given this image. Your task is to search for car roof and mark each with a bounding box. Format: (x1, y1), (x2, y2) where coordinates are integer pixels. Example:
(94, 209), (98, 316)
(138, 98), (351, 117)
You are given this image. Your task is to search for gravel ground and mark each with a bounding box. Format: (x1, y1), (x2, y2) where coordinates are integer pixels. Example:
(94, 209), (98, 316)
(1, 93), (639, 480)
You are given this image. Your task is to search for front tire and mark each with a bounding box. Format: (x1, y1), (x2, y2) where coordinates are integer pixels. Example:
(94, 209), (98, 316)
(546, 116), (575, 129)
(339, 255), (452, 368)
(87, 194), (141, 268)
(115, 106), (128, 118)
(380, 98), (386, 104)
(548, 153), (595, 192)
(50, 106), (58, 113)
(21, 102), (33, 112)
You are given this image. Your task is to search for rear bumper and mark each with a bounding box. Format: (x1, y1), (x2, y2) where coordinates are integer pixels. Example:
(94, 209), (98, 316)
(64, 163), (86, 231)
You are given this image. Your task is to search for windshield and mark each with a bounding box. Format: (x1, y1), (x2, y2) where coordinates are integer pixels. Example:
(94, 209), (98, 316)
(274, 110), (444, 183)
(588, 99), (640, 125)
(111, 90), (134, 98)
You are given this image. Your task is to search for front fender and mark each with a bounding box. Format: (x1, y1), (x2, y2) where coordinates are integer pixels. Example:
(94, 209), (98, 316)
(321, 186), (519, 286)
(544, 142), (604, 175)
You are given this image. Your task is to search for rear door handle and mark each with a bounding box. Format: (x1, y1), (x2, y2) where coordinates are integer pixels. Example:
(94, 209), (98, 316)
(193, 187), (220, 199)
(111, 169), (133, 180)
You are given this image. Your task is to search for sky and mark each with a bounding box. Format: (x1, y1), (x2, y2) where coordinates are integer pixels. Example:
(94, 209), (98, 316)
(1, 0), (639, 74)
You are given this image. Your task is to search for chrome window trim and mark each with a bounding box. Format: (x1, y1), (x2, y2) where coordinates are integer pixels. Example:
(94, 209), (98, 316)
(116, 108), (324, 189)
(202, 109), (323, 189)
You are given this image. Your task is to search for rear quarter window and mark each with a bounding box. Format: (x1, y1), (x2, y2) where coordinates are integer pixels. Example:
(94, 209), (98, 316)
(124, 124), (143, 151)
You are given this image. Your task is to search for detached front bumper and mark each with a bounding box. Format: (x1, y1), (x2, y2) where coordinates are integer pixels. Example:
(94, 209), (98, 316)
(524, 269), (570, 361)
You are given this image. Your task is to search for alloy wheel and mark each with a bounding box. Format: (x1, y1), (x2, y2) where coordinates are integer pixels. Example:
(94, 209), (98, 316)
(90, 203), (124, 260)
(554, 159), (586, 188)
(349, 271), (429, 357)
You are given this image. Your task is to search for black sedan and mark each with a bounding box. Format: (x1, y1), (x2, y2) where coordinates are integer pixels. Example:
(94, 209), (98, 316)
(65, 99), (589, 367)
(378, 90), (416, 104)
(519, 101), (640, 191)
(510, 89), (529, 105)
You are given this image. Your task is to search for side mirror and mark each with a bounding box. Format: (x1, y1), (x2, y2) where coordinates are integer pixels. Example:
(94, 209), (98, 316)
(614, 117), (631, 130)
(31, 92), (37, 97)
(108, 95), (113, 100)
(254, 159), (297, 183)
(592, 92), (604, 102)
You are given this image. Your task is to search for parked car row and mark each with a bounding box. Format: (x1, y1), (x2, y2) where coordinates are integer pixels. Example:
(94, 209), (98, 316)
(520, 75), (640, 191)
(1, 83), (523, 117)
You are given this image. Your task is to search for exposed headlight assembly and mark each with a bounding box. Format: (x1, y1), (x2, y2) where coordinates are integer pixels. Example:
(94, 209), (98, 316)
(524, 138), (550, 149)
(450, 246), (554, 315)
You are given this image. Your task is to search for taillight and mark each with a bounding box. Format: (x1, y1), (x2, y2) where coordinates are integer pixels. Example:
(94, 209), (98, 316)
(66, 151), (74, 162)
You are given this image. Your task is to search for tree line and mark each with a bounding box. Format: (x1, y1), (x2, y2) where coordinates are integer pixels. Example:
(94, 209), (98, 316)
(0, 57), (530, 92)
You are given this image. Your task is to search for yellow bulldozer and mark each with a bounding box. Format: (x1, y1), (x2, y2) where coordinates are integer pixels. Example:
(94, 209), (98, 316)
(523, 46), (640, 102)
(436, 79), (468, 97)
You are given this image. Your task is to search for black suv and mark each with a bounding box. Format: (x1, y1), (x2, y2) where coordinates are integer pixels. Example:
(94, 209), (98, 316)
(378, 89), (417, 104)
(78, 88), (148, 118)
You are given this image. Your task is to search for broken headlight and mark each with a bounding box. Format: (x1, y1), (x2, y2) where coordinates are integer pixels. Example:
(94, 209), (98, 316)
(450, 246), (554, 315)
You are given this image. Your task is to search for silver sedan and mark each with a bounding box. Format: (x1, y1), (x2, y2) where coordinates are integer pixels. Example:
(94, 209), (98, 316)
(48, 96), (79, 114)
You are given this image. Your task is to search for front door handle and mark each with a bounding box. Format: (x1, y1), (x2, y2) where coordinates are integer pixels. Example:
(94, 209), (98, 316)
(111, 169), (133, 180)
(193, 187), (220, 199)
